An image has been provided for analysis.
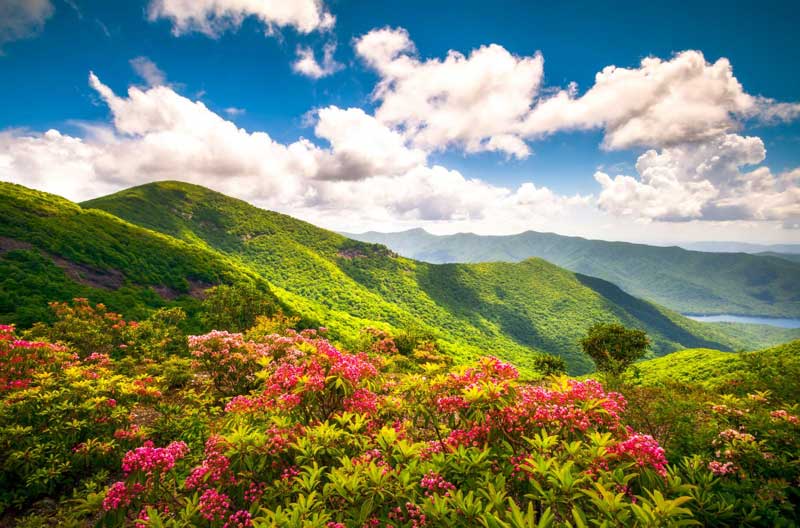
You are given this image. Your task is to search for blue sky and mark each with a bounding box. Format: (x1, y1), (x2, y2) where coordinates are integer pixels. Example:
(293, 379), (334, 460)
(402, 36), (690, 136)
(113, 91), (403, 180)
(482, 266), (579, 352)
(1, 0), (799, 243)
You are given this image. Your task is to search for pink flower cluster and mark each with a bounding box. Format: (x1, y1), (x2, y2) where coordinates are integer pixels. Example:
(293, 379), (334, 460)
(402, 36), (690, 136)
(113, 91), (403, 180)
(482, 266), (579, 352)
(388, 502), (427, 527)
(362, 327), (399, 355)
(499, 379), (626, 435)
(0, 325), (74, 392)
(121, 440), (188, 476)
(344, 388), (379, 415)
(85, 352), (112, 367)
(716, 429), (755, 444)
(102, 481), (144, 511)
(420, 471), (456, 496)
(708, 460), (736, 476)
(608, 433), (668, 477)
(435, 395), (469, 413)
(444, 356), (519, 391)
(223, 510), (254, 528)
(221, 330), (379, 419)
(199, 488), (232, 522)
(185, 436), (233, 490)
(770, 409), (800, 424)
(189, 330), (272, 395)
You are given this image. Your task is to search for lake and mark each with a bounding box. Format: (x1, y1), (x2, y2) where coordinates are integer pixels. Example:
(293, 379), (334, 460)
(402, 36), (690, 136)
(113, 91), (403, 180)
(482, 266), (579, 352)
(685, 314), (800, 329)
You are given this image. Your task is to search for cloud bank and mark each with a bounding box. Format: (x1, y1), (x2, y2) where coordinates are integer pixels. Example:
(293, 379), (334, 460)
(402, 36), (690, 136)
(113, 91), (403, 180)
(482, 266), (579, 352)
(0, 72), (586, 235)
(1, 22), (799, 239)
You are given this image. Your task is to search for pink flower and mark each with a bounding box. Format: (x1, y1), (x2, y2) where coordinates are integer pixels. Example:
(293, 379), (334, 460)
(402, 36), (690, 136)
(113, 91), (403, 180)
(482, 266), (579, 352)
(609, 433), (668, 477)
(224, 510), (254, 528)
(770, 409), (800, 424)
(102, 481), (130, 511)
(121, 441), (188, 476)
(343, 388), (379, 415)
(199, 488), (231, 522)
(708, 460), (736, 476)
(420, 471), (456, 496)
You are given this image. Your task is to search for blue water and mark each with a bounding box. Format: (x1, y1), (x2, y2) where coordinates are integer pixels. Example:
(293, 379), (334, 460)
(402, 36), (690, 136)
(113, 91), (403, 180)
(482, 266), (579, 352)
(685, 314), (800, 329)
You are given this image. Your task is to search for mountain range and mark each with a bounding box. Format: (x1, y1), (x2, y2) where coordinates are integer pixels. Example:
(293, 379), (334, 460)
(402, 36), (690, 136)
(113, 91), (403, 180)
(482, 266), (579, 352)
(2, 181), (798, 375)
(344, 228), (800, 318)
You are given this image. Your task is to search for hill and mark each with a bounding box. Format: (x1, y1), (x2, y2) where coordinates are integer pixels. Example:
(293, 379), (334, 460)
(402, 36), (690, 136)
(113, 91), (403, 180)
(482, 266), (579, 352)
(0, 183), (278, 327)
(632, 339), (800, 391)
(77, 181), (775, 374)
(344, 228), (800, 318)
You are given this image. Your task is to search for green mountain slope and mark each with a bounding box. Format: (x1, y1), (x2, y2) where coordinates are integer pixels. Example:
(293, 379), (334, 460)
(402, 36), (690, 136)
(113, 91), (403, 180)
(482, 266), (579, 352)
(78, 181), (772, 374)
(634, 339), (800, 393)
(0, 182), (278, 327)
(343, 228), (800, 318)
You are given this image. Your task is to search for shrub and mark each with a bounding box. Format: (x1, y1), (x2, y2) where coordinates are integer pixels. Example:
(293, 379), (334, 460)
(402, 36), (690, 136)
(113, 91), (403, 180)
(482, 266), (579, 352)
(581, 323), (650, 378)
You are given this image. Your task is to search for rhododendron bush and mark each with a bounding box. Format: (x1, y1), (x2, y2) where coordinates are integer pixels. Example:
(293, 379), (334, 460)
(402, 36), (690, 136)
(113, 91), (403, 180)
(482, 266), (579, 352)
(1, 300), (798, 526)
(93, 332), (696, 527)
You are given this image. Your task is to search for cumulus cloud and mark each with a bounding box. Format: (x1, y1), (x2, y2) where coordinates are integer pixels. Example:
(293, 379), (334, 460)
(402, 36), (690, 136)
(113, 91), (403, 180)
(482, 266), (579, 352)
(0, 73), (583, 235)
(130, 56), (167, 87)
(292, 42), (342, 79)
(147, 0), (335, 37)
(594, 134), (799, 225)
(0, 0), (54, 51)
(524, 51), (769, 150)
(355, 27), (543, 159)
(313, 106), (427, 180)
(353, 30), (800, 163)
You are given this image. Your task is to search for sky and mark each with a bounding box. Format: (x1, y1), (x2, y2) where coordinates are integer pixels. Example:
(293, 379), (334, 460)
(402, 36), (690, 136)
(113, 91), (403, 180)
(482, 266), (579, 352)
(0, 0), (799, 244)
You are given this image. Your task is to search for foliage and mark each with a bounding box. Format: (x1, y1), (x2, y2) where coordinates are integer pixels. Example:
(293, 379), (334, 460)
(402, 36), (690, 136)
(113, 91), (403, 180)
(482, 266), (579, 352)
(200, 285), (278, 334)
(97, 334), (695, 527)
(581, 323), (650, 377)
(531, 353), (567, 376)
(1, 301), (799, 526)
(0, 325), (142, 512)
(620, 340), (800, 526)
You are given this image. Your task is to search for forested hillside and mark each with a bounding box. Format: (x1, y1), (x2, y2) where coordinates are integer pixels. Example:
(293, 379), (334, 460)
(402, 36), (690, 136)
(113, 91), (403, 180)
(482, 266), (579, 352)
(0, 183), (278, 327)
(345, 228), (800, 318)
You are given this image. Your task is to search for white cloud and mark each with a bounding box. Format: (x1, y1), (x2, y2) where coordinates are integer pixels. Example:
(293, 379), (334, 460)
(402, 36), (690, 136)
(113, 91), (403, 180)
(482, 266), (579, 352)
(354, 27), (544, 159)
(0, 0), (53, 51)
(130, 56), (167, 87)
(595, 134), (799, 225)
(0, 72), (586, 236)
(223, 107), (245, 116)
(313, 106), (427, 180)
(523, 52), (759, 150)
(292, 42), (342, 79)
(148, 0), (334, 37)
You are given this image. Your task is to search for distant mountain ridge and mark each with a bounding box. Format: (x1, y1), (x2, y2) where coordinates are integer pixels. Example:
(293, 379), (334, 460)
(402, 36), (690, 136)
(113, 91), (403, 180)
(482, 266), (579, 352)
(343, 228), (800, 318)
(680, 241), (800, 254)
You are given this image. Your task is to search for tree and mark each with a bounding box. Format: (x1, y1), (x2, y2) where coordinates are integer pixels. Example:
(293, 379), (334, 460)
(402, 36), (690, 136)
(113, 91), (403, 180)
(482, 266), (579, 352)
(532, 353), (567, 376)
(580, 323), (650, 377)
(200, 284), (276, 332)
